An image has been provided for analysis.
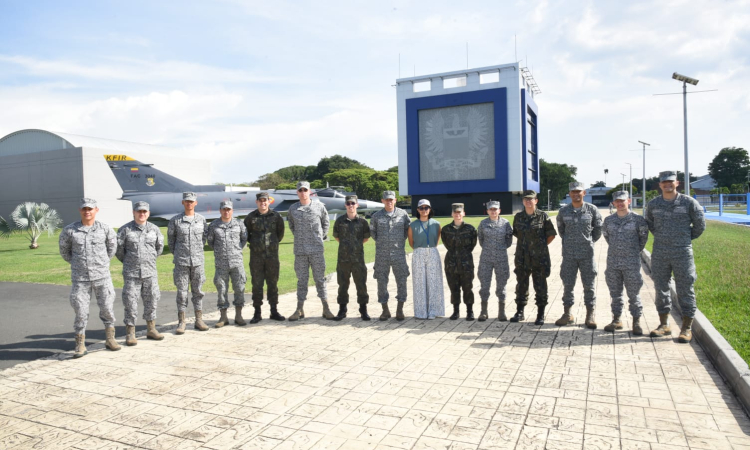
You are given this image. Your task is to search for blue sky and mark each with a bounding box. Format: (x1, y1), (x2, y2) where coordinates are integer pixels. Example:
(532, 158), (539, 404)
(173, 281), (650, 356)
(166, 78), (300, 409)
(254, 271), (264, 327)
(1, 0), (748, 187)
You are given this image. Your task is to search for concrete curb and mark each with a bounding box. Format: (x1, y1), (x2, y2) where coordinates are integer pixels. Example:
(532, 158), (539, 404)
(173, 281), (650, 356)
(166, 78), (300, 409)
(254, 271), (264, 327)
(641, 249), (750, 418)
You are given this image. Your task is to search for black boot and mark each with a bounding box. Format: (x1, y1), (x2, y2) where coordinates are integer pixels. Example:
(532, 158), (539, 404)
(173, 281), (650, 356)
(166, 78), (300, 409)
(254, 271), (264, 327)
(450, 305), (460, 320)
(359, 305), (371, 321)
(510, 306), (525, 322)
(269, 304), (285, 321)
(534, 306), (545, 325)
(249, 306), (262, 324)
(465, 304), (475, 321)
(333, 305), (347, 321)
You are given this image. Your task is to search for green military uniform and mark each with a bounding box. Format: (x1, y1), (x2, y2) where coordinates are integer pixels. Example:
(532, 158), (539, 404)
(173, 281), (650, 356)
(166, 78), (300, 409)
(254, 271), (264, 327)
(333, 195), (371, 320)
(441, 203), (478, 320)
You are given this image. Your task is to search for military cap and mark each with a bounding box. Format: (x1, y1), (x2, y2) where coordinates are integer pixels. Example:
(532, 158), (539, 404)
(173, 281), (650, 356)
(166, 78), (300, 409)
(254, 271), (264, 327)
(522, 190), (537, 199)
(220, 200), (233, 210)
(345, 195), (358, 203)
(183, 192), (197, 201)
(80, 198), (97, 209)
(487, 200), (500, 209)
(569, 181), (585, 191)
(296, 181), (311, 191)
(451, 203), (464, 212)
(417, 199), (431, 207)
(133, 201), (150, 211)
(382, 190), (396, 200)
(659, 170), (677, 182)
(612, 191), (629, 201)
(256, 191), (270, 200)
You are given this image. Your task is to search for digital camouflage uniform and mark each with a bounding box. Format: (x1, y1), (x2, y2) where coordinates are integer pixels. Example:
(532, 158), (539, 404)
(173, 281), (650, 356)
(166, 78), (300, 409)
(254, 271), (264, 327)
(244, 209), (285, 307)
(167, 212), (207, 312)
(556, 202), (603, 307)
(512, 209), (557, 308)
(646, 193), (705, 318)
(602, 211), (649, 317)
(441, 222), (478, 306)
(477, 217), (513, 303)
(116, 220), (164, 326)
(288, 200), (329, 302)
(333, 214), (371, 306)
(369, 207), (411, 303)
(59, 220), (118, 334)
(206, 218), (248, 309)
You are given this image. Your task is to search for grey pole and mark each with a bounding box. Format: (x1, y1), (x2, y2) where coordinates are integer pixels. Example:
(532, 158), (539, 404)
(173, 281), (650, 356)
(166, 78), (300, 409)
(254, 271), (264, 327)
(638, 141), (650, 213)
(547, 189), (551, 211)
(625, 163), (633, 201)
(682, 80), (690, 196)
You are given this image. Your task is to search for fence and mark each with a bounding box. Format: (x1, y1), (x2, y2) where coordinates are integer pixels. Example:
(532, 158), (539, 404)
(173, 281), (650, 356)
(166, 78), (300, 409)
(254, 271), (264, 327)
(695, 193), (750, 215)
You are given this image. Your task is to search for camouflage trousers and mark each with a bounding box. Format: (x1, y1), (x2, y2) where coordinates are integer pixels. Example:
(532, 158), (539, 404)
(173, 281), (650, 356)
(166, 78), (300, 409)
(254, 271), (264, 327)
(446, 271), (474, 306)
(294, 252), (327, 302)
(651, 246), (697, 318)
(337, 260), (369, 306)
(373, 253), (409, 304)
(560, 256), (598, 307)
(250, 253), (280, 307)
(215, 266), (246, 310)
(122, 276), (159, 326)
(174, 265), (205, 312)
(70, 277), (116, 334)
(514, 265), (549, 307)
(604, 265), (643, 317)
(478, 257), (510, 302)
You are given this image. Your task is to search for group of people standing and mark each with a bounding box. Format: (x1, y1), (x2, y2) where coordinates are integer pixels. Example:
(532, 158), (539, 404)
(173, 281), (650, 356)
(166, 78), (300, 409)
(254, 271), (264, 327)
(58, 171), (704, 359)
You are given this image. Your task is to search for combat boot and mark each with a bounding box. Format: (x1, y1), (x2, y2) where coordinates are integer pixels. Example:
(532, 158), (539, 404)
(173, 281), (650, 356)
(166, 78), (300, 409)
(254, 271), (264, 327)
(478, 301), (489, 322)
(555, 305), (574, 326)
(585, 306), (597, 329)
(288, 302), (305, 321)
(604, 315), (623, 332)
(175, 312), (186, 335)
(215, 309), (230, 328)
(249, 306), (262, 324)
(269, 304), (285, 321)
(396, 302), (405, 321)
(146, 320), (164, 340)
(360, 305), (370, 321)
(235, 306), (247, 326)
(678, 317), (693, 343)
(466, 304), (475, 321)
(650, 313), (671, 337)
(631, 316), (643, 336)
(450, 304), (460, 320)
(498, 302), (507, 321)
(194, 310), (209, 331)
(379, 303), (391, 321)
(125, 325), (137, 346)
(534, 306), (545, 325)
(334, 305), (347, 321)
(510, 306), (525, 322)
(321, 300), (335, 320)
(105, 327), (121, 351)
(73, 334), (87, 358)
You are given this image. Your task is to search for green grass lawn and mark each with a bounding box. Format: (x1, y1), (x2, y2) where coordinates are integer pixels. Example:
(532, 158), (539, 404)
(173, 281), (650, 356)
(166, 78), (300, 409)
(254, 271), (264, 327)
(645, 221), (750, 365)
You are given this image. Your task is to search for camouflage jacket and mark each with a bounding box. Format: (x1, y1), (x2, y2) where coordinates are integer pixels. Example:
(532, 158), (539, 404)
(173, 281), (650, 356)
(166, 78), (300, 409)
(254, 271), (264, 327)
(646, 193), (705, 249)
(59, 220), (117, 282)
(603, 212), (649, 268)
(167, 213), (207, 267)
(116, 221), (164, 278)
(556, 202), (603, 258)
(369, 208), (410, 256)
(206, 218), (248, 269)
(288, 200), (329, 255)
(244, 209), (284, 257)
(478, 217), (513, 259)
(512, 209), (557, 269)
(441, 222), (478, 274)
(333, 214), (371, 263)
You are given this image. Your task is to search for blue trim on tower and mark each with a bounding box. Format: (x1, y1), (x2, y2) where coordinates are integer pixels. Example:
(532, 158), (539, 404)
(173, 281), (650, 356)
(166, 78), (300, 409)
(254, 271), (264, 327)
(405, 88), (508, 196)
(521, 89), (540, 193)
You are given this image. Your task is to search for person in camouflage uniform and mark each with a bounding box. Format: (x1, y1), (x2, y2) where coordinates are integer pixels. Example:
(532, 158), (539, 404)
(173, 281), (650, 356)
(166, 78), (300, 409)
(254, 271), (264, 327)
(555, 181), (603, 329)
(59, 198), (120, 357)
(332, 195), (371, 321)
(646, 170), (705, 343)
(512, 190), (557, 325)
(116, 201), (165, 346)
(287, 181), (333, 321)
(167, 192), (209, 333)
(601, 191), (649, 335)
(244, 191), (286, 323)
(477, 200), (513, 322)
(369, 190), (411, 321)
(206, 200), (248, 328)
(441, 203), (478, 321)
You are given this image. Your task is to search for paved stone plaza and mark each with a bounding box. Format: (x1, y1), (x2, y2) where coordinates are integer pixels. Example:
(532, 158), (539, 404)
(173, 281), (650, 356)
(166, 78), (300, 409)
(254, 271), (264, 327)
(1, 216), (750, 450)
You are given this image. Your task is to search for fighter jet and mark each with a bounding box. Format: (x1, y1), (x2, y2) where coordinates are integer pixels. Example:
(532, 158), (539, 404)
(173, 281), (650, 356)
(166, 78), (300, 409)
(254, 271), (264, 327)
(105, 155), (385, 221)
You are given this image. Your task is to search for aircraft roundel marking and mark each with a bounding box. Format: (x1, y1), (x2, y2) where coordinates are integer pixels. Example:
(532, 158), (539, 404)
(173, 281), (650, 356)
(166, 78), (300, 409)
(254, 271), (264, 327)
(268, 196), (276, 205)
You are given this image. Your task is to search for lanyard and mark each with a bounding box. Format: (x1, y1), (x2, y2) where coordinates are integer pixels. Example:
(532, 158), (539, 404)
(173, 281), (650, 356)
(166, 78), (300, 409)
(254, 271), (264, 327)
(419, 220), (430, 247)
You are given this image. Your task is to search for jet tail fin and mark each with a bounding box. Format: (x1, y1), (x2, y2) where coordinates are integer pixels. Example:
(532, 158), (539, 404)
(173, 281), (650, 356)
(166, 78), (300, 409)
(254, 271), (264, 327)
(105, 155), (221, 196)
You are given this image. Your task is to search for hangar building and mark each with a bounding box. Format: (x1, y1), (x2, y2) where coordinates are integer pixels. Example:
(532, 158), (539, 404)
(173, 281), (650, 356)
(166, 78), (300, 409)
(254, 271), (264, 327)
(0, 129), (211, 227)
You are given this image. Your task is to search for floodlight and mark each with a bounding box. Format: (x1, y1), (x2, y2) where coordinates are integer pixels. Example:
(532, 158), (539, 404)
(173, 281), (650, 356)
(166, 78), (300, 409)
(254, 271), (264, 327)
(672, 72), (699, 86)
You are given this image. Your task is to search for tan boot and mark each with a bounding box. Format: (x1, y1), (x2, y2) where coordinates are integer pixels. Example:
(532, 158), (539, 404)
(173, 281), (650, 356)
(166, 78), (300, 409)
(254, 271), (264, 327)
(194, 310), (209, 331)
(555, 305), (574, 326)
(632, 316), (643, 336)
(215, 309), (229, 328)
(288, 302), (305, 321)
(105, 327), (121, 351)
(175, 312), (186, 335)
(650, 313), (671, 337)
(380, 303), (391, 321)
(477, 301), (489, 322)
(321, 300), (335, 320)
(235, 306), (247, 326)
(498, 302), (507, 321)
(585, 306), (597, 329)
(396, 302), (405, 321)
(146, 320), (164, 340)
(678, 317), (693, 343)
(125, 325), (138, 346)
(73, 334), (87, 358)
(603, 315), (623, 332)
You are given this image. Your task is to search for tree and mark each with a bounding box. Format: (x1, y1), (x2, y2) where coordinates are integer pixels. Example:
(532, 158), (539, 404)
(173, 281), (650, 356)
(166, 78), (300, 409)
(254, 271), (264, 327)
(0, 202), (63, 249)
(323, 169), (399, 201)
(708, 147), (750, 188)
(730, 183), (747, 194)
(540, 159), (577, 209)
(313, 155), (370, 180)
(590, 181), (606, 188)
(646, 190), (660, 202)
(386, 166), (399, 173)
(275, 165), (318, 182)
(606, 184), (639, 198)
(252, 172), (287, 190)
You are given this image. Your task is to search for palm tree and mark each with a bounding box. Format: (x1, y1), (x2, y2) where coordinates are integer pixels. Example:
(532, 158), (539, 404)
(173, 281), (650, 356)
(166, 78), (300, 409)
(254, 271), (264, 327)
(0, 202), (63, 249)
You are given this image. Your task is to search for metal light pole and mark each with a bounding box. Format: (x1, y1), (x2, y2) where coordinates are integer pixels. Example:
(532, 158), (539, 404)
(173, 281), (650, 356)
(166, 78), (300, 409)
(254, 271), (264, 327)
(639, 141), (650, 213)
(547, 189), (551, 211)
(624, 163), (633, 201)
(673, 72), (699, 196)
(621, 173), (626, 189)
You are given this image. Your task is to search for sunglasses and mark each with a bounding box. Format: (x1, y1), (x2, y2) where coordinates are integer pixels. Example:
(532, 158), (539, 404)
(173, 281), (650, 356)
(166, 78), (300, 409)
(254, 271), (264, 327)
(345, 202), (357, 206)
(298, 188), (309, 192)
(418, 206), (431, 211)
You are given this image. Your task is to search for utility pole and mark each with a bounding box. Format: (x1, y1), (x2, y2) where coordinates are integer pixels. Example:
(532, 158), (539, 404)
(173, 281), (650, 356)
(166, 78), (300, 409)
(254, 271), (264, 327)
(547, 189), (551, 211)
(672, 72), (699, 196)
(638, 141), (650, 213)
(625, 163), (633, 201)
(621, 173), (626, 189)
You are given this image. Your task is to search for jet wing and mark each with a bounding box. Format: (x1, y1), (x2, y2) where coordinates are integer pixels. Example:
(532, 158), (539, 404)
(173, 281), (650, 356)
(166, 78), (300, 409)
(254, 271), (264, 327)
(149, 208), (258, 221)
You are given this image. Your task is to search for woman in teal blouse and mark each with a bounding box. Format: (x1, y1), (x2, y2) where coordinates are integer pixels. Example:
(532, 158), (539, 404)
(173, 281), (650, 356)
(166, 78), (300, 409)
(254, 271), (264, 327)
(408, 199), (445, 319)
